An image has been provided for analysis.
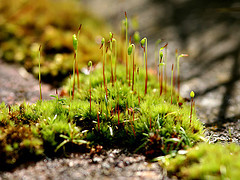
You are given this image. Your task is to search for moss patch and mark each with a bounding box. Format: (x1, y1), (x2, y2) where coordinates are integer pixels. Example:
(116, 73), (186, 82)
(161, 143), (240, 179)
(0, 60), (205, 169)
(0, 0), (110, 85)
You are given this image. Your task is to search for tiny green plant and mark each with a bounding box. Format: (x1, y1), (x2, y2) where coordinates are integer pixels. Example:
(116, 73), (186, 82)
(158, 44), (167, 96)
(88, 61), (92, 113)
(171, 64), (174, 104)
(190, 90), (195, 123)
(55, 123), (88, 152)
(140, 37), (148, 94)
(128, 44), (133, 86)
(128, 44), (135, 91)
(132, 44), (135, 91)
(128, 36), (132, 87)
(125, 12), (128, 81)
(100, 38), (108, 98)
(112, 37), (117, 82)
(109, 32), (114, 86)
(72, 34), (78, 99)
(38, 45), (42, 101)
(137, 67), (140, 104)
(105, 47), (109, 97)
(69, 73), (72, 100)
(154, 39), (162, 73)
(76, 24), (82, 90)
(133, 31), (140, 44)
(173, 49), (178, 88)
(164, 43), (168, 94)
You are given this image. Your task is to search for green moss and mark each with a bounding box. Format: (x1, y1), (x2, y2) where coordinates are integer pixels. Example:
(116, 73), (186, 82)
(0, 0), (111, 84)
(0, 59), (205, 168)
(0, 8), (208, 174)
(162, 143), (240, 179)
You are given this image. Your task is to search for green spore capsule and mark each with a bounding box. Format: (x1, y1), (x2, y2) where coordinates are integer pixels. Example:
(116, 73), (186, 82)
(159, 52), (163, 60)
(101, 38), (105, 45)
(88, 61), (92, 68)
(140, 38), (146, 47)
(109, 32), (113, 39)
(190, 91), (195, 98)
(133, 31), (140, 43)
(128, 45), (133, 55)
(72, 34), (78, 51)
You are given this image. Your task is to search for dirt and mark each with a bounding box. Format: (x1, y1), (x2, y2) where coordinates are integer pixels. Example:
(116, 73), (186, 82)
(0, 149), (169, 180)
(0, 0), (240, 179)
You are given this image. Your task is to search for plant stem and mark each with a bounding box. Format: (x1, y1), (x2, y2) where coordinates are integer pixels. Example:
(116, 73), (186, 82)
(128, 36), (132, 87)
(171, 64), (174, 104)
(109, 32), (114, 86)
(105, 47), (108, 98)
(112, 38), (117, 82)
(159, 52), (163, 96)
(72, 53), (76, 100)
(72, 34), (78, 100)
(159, 49), (165, 96)
(190, 91), (195, 124)
(164, 43), (168, 94)
(141, 38), (148, 95)
(155, 39), (162, 74)
(174, 49), (178, 88)
(69, 73), (72, 113)
(132, 45), (135, 91)
(118, 103), (120, 125)
(125, 12), (128, 81)
(88, 61), (92, 113)
(100, 38), (107, 97)
(137, 67), (140, 105)
(149, 116), (151, 130)
(38, 45), (42, 101)
(129, 108), (136, 137)
(76, 24), (82, 90)
(190, 98), (193, 124)
(145, 41), (148, 95)
(97, 111), (100, 131)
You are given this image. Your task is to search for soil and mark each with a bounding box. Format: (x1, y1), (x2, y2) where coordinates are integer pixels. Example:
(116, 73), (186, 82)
(0, 0), (240, 179)
(0, 149), (169, 180)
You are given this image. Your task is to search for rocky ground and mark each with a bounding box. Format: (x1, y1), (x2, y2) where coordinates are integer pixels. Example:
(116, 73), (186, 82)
(0, 0), (240, 179)
(0, 149), (169, 180)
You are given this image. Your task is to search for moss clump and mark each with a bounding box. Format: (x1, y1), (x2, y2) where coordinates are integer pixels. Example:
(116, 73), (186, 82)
(162, 143), (240, 179)
(0, 9), (205, 171)
(0, 60), (205, 169)
(0, 124), (43, 169)
(0, 0), (110, 85)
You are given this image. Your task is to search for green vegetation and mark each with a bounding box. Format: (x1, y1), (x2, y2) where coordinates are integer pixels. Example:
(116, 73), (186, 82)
(160, 143), (240, 179)
(0, 59), (205, 169)
(0, 0), (110, 85)
(0, 18), (206, 167)
(1, 4), (239, 178)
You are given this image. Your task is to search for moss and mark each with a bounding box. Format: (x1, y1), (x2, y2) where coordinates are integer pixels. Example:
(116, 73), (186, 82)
(0, 8), (207, 173)
(0, 0), (111, 85)
(163, 143), (240, 179)
(0, 124), (43, 169)
(0, 59), (205, 168)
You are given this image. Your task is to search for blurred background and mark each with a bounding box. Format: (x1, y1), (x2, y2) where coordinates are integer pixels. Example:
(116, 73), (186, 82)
(0, 0), (240, 128)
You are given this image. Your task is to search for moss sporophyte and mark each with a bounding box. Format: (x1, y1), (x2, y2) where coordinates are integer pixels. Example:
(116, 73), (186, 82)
(38, 45), (42, 101)
(1, 12), (207, 171)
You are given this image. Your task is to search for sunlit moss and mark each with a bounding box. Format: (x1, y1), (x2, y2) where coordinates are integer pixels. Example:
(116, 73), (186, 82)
(0, 0), (111, 84)
(163, 143), (240, 179)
